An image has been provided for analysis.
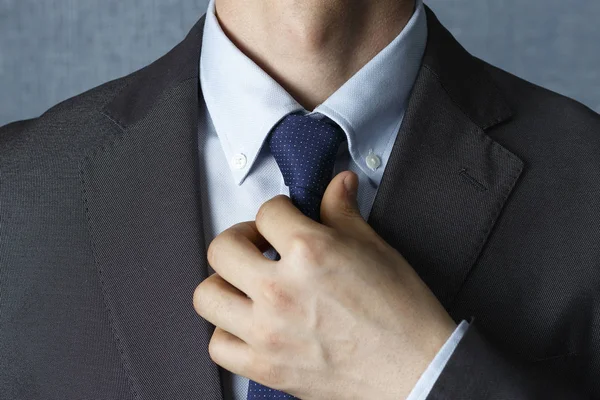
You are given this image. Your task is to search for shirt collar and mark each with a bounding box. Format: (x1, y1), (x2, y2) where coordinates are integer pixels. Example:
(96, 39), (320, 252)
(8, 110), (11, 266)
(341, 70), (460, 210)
(200, 0), (427, 185)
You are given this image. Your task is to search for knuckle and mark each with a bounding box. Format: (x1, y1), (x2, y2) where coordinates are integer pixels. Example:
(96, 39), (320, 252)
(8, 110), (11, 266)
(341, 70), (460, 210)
(207, 230), (237, 265)
(206, 240), (216, 266)
(192, 283), (207, 313)
(253, 322), (283, 350)
(207, 236), (222, 266)
(255, 198), (273, 223)
(265, 329), (283, 349)
(220, 228), (240, 244)
(207, 335), (220, 362)
(339, 201), (360, 220)
(260, 279), (294, 311)
(256, 195), (287, 224)
(289, 231), (328, 265)
(289, 233), (313, 258)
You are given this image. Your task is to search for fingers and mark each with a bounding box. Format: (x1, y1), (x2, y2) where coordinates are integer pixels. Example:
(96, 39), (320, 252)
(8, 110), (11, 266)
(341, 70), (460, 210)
(208, 327), (254, 378)
(208, 221), (275, 298)
(193, 273), (253, 342)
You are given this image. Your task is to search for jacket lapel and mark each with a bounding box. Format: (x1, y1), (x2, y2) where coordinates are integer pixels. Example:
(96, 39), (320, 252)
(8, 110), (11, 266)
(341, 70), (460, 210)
(368, 7), (524, 311)
(82, 15), (224, 400)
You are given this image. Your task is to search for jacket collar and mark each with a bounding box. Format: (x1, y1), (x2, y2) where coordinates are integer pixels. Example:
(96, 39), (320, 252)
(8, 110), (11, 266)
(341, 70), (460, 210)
(90, 6), (522, 399)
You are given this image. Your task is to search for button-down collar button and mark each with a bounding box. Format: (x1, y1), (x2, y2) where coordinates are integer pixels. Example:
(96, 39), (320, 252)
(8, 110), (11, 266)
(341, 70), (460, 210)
(365, 150), (381, 171)
(231, 153), (247, 169)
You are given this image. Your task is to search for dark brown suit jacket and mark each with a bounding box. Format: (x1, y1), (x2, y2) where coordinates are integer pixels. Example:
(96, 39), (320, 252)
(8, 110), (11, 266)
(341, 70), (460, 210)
(1, 6), (599, 399)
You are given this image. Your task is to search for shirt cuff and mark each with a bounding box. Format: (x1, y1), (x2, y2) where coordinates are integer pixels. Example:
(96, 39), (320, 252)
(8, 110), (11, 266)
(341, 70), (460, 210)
(405, 319), (470, 400)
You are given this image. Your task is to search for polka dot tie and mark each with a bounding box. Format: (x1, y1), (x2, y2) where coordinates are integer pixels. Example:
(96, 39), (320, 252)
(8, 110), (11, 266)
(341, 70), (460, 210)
(269, 113), (347, 223)
(246, 113), (346, 400)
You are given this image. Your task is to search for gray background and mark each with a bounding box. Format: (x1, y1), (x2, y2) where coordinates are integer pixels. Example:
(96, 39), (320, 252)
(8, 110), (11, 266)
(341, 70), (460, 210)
(0, 0), (599, 126)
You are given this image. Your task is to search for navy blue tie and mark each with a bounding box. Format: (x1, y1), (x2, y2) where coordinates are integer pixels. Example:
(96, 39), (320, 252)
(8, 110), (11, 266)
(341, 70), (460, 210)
(246, 113), (346, 400)
(269, 113), (347, 223)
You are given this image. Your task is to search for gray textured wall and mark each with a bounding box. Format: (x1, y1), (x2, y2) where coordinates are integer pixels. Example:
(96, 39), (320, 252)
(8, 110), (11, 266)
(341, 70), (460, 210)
(0, 0), (599, 126)
(427, 0), (600, 113)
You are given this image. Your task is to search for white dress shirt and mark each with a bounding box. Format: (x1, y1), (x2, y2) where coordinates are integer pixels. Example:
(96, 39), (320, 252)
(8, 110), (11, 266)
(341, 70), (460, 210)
(198, 0), (469, 398)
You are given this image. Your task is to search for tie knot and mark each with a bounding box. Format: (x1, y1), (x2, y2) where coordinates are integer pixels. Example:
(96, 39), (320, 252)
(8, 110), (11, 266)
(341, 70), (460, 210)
(268, 113), (346, 195)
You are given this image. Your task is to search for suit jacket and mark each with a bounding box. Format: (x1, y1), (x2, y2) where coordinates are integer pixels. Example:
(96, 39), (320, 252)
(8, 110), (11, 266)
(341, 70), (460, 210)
(1, 6), (599, 400)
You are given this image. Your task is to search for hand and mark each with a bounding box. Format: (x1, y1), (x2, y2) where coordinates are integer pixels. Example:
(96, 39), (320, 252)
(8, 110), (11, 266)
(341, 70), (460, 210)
(193, 170), (457, 400)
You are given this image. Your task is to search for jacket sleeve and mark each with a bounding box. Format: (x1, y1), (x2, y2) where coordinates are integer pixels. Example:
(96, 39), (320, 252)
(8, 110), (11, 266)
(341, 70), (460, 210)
(426, 317), (592, 399)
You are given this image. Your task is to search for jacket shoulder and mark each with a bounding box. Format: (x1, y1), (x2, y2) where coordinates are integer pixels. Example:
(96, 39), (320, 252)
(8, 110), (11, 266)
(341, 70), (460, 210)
(2, 72), (132, 130)
(480, 59), (600, 196)
(0, 71), (138, 170)
(482, 59), (600, 134)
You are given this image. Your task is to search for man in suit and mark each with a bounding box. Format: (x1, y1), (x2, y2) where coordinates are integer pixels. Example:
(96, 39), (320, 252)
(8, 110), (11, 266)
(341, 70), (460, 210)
(1, 0), (599, 398)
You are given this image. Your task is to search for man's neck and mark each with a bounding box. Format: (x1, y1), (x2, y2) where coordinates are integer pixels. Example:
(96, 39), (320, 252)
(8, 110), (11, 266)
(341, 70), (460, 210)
(214, 0), (416, 111)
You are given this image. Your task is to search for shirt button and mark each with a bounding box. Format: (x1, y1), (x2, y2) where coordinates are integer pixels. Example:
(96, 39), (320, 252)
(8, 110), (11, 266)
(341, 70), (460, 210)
(231, 153), (247, 169)
(365, 152), (381, 170)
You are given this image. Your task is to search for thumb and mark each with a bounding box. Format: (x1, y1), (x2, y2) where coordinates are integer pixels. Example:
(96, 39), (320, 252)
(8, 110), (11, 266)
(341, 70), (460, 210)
(320, 171), (370, 237)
